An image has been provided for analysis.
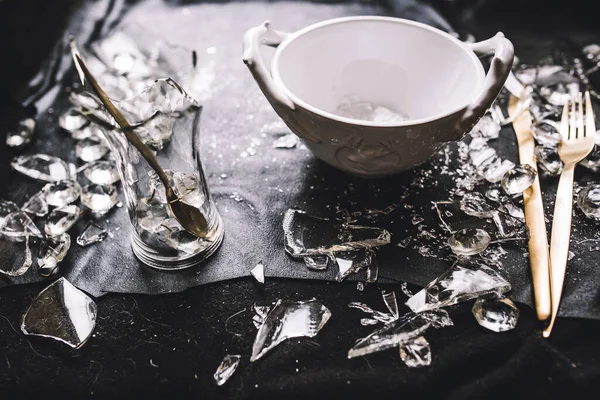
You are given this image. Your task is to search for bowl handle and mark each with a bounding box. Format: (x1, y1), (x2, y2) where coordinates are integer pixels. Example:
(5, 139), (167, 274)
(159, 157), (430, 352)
(243, 21), (295, 111)
(450, 32), (514, 140)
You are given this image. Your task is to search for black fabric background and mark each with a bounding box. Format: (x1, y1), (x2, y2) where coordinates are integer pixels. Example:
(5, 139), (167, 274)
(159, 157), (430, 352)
(1, 0), (600, 398)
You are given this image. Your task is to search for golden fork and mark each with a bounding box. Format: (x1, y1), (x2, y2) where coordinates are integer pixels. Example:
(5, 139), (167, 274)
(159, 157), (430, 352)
(543, 91), (595, 338)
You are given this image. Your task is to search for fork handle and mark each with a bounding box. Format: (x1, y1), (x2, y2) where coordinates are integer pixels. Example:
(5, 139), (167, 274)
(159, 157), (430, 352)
(543, 163), (575, 337)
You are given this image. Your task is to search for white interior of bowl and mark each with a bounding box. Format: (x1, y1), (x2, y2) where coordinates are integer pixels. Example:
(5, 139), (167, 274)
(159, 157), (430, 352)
(272, 16), (485, 126)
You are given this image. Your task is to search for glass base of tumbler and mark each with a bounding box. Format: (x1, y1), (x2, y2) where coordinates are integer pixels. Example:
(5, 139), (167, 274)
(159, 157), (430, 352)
(131, 215), (224, 271)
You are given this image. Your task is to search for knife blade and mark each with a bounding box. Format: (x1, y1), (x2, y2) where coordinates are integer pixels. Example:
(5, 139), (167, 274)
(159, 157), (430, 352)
(507, 90), (551, 321)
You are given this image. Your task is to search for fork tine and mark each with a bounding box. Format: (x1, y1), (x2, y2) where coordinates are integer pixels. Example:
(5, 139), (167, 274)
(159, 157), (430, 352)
(570, 94), (577, 140)
(585, 91), (595, 136)
(560, 97), (570, 140)
(577, 92), (584, 139)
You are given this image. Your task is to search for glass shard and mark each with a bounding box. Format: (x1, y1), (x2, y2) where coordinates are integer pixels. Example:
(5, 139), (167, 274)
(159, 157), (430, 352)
(75, 137), (110, 162)
(59, 108), (89, 132)
(0, 199), (20, 225)
(251, 261), (265, 284)
(11, 154), (70, 182)
(251, 298), (331, 362)
(470, 115), (500, 139)
(348, 302), (396, 324)
(42, 180), (81, 208)
(397, 236), (412, 248)
(535, 146), (563, 175)
(303, 256), (329, 271)
(382, 291), (399, 319)
(532, 120), (561, 147)
(82, 160), (120, 185)
(577, 184), (600, 220)
(76, 221), (108, 246)
(448, 228), (491, 256)
(283, 209), (390, 258)
(460, 192), (496, 218)
(38, 233), (71, 277)
(399, 336), (431, 368)
(272, 133), (298, 149)
(44, 205), (81, 237)
(347, 312), (430, 358)
(501, 164), (536, 196)
(214, 354), (241, 386)
(0, 236), (33, 276)
(22, 191), (49, 217)
(81, 184), (118, 215)
(483, 159), (515, 183)
(335, 250), (373, 281)
(405, 258), (511, 313)
(366, 262), (378, 283)
(6, 118), (35, 148)
(361, 318), (379, 326)
(472, 297), (519, 332)
(0, 212), (42, 241)
(21, 278), (97, 349)
(252, 305), (271, 329)
(420, 309), (454, 328)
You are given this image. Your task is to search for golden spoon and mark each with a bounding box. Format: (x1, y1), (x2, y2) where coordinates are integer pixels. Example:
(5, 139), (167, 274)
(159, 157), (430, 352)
(71, 52), (209, 238)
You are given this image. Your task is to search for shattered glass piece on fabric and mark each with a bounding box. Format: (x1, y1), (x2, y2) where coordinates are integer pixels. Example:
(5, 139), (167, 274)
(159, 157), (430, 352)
(405, 258), (511, 313)
(6, 118), (35, 148)
(22, 191), (49, 217)
(75, 137), (110, 162)
(448, 228), (491, 256)
(501, 201), (525, 221)
(303, 256), (329, 271)
(0, 212), (42, 241)
(38, 233), (71, 277)
(21, 278), (97, 349)
(81, 184), (118, 215)
(361, 318), (379, 326)
(347, 312), (430, 358)
(535, 146), (563, 175)
(252, 305), (271, 330)
(460, 192), (496, 218)
(59, 108), (89, 132)
(335, 257), (354, 282)
(382, 291), (399, 319)
(397, 236), (412, 248)
(76, 221), (108, 246)
(366, 262), (378, 283)
(71, 124), (104, 141)
(472, 297), (519, 332)
(501, 165), (537, 196)
(250, 261), (265, 284)
(42, 180), (81, 208)
(272, 133), (298, 149)
(470, 115), (501, 139)
(577, 184), (600, 220)
(0, 199), (20, 225)
(335, 250), (373, 282)
(0, 236), (33, 277)
(348, 302), (396, 325)
(251, 298), (331, 362)
(420, 309), (453, 328)
(399, 336), (431, 368)
(213, 354), (241, 386)
(11, 154), (71, 182)
(83, 160), (120, 185)
(283, 209), (390, 258)
(400, 282), (414, 298)
(484, 159), (515, 183)
(44, 205), (81, 237)
(492, 211), (528, 239)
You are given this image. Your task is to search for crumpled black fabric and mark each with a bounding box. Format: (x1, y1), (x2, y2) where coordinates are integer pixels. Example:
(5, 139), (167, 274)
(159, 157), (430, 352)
(0, 0), (599, 322)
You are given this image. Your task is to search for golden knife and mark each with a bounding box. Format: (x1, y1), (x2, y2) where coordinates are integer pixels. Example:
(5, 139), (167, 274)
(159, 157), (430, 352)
(507, 90), (551, 321)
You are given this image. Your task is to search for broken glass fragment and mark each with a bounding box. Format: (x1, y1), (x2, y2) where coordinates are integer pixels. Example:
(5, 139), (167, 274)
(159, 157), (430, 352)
(0, 212), (42, 241)
(273, 133), (298, 149)
(484, 159), (515, 183)
(303, 256), (329, 271)
(335, 250), (373, 282)
(0, 199), (20, 225)
(76, 221), (108, 246)
(283, 209), (390, 258)
(253, 304), (271, 329)
(501, 165), (536, 196)
(348, 302), (396, 324)
(81, 184), (118, 215)
(577, 184), (600, 220)
(420, 309), (454, 328)
(535, 146), (563, 175)
(356, 282), (365, 291)
(532, 120), (561, 147)
(38, 233), (71, 277)
(361, 318), (379, 326)
(472, 297), (519, 332)
(44, 205), (81, 237)
(6, 118), (35, 148)
(580, 148), (600, 171)
(251, 298), (331, 362)
(214, 354), (241, 386)
(42, 180), (81, 208)
(460, 192), (495, 218)
(59, 108), (89, 132)
(21, 277), (97, 349)
(75, 137), (110, 162)
(251, 261), (265, 284)
(399, 336), (431, 368)
(366, 262), (378, 283)
(448, 228), (491, 256)
(0, 236), (33, 276)
(382, 291), (399, 319)
(348, 312), (430, 358)
(71, 124), (103, 141)
(11, 154), (70, 182)
(405, 258), (511, 313)
(397, 236), (412, 248)
(22, 191), (49, 217)
(492, 211), (527, 239)
(83, 160), (120, 185)
(470, 115), (500, 139)
(400, 282), (414, 298)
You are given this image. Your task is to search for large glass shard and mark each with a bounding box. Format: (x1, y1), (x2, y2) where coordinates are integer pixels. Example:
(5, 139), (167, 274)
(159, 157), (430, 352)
(82, 160), (120, 185)
(448, 228), (491, 256)
(75, 137), (110, 162)
(38, 233), (71, 277)
(6, 118), (35, 148)
(459, 192), (495, 218)
(348, 302), (396, 324)
(0, 236), (33, 276)
(45, 205), (81, 237)
(0, 212), (43, 241)
(347, 312), (430, 358)
(303, 256), (329, 271)
(0, 199), (20, 225)
(472, 297), (519, 332)
(399, 336), (431, 368)
(577, 184), (600, 220)
(11, 154), (70, 182)
(42, 180), (81, 208)
(405, 259), (511, 313)
(76, 221), (108, 246)
(501, 164), (536, 196)
(283, 209), (390, 258)
(335, 250), (373, 281)
(214, 354), (241, 386)
(22, 191), (49, 217)
(250, 261), (265, 284)
(420, 309), (454, 328)
(21, 278), (97, 349)
(81, 184), (118, 215)
(251, 298), (331, 362)
(483, 159), (515, 183)
(535, 146), (563, 175)
(382, 291), (399, 319)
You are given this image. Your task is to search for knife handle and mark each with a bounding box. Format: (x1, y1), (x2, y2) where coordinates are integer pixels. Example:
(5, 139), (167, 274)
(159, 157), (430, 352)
(522, 171), (551, 321)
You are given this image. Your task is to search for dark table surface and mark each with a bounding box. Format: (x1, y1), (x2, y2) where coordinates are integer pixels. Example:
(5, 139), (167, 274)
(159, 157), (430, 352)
(1, 0), (600, 398)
